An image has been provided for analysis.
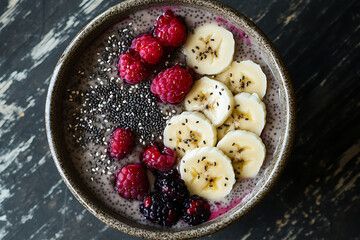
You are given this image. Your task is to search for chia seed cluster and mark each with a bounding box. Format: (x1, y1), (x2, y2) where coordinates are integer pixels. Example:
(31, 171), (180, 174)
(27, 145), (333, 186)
(78, 78), (166, 145)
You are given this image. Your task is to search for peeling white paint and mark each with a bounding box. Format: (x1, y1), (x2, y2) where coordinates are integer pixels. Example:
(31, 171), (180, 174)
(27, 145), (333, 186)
(44, 180), (63, 199)
(80, 0), (103, 15)
(0, 136), (35, 173)
(0, 0), (22, 31)
(20, 204), (38, 224)
(0, 188), (12, 204)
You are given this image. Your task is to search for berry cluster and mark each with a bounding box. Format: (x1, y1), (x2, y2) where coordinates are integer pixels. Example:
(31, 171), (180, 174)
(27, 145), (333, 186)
(140, 168), (211, 226)
(109, 10), (210, 227)
(117, 10), (188, 85)
(110, 128), (211, 225)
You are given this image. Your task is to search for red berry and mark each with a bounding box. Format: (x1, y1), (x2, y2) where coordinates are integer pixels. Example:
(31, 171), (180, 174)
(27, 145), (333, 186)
(130, 34), (164, 65)
(117, 52), (149, 84)
(142, 143), (177, 172)
(114, 164), (149, 200)
(150, 65), (193, 103)
(109, 128), (134, 160)
(154, 10), (187, 47)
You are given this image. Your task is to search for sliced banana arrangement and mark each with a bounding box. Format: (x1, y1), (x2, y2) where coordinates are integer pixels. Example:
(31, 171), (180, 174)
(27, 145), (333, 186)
(217, 130), (266, 179)
(215, 60), (267, 99)
(163, 24), (270, 202)
(184, 24), (235, 75)
(184, 77), (234, 127)
(218, 92), (266, 139)
(163, 111), (217, 157)
(179, 147), (236, 200)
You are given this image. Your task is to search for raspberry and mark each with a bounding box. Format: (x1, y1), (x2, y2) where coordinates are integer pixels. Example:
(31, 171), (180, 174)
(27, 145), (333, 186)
(154, 10), (187, 47)
(117, 52), (149, 84)
(139, 192), (180, 226)
(109, 128), (134, 160)
(114, 163), (149, 200)
(182, 195), (211, 225)
(150, 65), (193, 103)
(130, 34), (164, 65)
(142, 143), (177, 172)
(154, 169), (189, 203)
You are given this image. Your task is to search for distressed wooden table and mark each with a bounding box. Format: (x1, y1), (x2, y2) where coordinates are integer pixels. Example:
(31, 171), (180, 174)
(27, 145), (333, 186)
(0, 0), (359, 239)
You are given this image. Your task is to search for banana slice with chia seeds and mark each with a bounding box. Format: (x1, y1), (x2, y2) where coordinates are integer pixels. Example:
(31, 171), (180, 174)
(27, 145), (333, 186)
(215, 60), (267, 99)
(163, 111), (217, 157)
(184, 24), (235, 75)
(217, 92), (266, 139)
(179, 146), (236, 200)
(217, 130), (266, 179)
(184, 77), (234, 127)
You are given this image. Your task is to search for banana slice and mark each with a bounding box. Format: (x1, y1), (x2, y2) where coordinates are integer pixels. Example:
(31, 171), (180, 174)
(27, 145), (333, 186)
(184, 24), (235, 75)
(215, 60), (267, 99)
(217, 92), (266, 139)
(179, 147), (236, 200)
(163, 111), (217, 157)
(184, 77), (234, 127)
(217, 130), (266, 179)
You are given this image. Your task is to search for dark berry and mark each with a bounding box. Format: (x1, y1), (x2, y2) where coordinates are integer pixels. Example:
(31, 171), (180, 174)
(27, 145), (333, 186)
(154, 169), (189, 203)
(139, 192), (180, 226)
(182, 195), (211, 225)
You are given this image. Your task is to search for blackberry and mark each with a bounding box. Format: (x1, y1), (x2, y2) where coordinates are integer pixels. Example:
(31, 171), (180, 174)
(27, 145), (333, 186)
(182, 195), (211, 225)
(154, 169), (189, 203)
(139, 192), (180, 226)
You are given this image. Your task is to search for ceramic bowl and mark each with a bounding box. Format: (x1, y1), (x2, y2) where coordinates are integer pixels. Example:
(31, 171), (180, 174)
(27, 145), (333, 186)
(45, 0), (295, 239)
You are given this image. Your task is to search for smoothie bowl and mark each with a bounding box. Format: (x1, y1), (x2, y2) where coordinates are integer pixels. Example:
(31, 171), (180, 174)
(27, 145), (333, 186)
(45, 0), (295, 239)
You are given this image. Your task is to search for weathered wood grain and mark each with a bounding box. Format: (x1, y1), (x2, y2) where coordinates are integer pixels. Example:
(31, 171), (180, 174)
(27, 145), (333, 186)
(0, 0), (359, 239)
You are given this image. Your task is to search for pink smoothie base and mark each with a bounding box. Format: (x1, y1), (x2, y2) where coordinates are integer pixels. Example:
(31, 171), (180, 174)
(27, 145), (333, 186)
(216, 17), (252, 46)
(147, 6), (182, 12)
(209, 192), (250, 220)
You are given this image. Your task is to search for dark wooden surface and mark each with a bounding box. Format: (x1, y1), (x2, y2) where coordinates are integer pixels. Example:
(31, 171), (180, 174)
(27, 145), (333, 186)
(0, 0), (359, 239)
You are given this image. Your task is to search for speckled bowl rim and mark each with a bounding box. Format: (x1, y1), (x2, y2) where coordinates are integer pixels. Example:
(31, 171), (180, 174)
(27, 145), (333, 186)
(45, 0), (295, 239)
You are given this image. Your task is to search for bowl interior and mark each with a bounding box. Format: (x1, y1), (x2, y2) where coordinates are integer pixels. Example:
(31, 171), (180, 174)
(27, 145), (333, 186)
(46, 0), (295, 239)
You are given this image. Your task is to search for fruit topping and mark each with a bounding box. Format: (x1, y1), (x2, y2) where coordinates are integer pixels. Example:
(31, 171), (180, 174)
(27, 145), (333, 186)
(154, 10), (187, 47)
(214, 60), (267, 99)
(184, 76), (234, 127)
(184, 24), (234, 75)
(217, 130), (266, 179)
(142, 143), (177, 172)
(150, 65), (193, 103)
(217, 92), (266, 139)
(130, 34), (164, 65)
(182, 195), (211, 225)
(117, 52), (149, 84)
(154, 169), (189, 203)
(114, 163), (149, 200)
(163, 111), (217, 157)
(179, 147), (236, 200)
(139, 192), (180, 226)
(109, 128), (135, 160)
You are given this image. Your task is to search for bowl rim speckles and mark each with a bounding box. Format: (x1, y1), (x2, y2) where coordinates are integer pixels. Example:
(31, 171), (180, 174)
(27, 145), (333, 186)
(45, 0), (296, 239)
